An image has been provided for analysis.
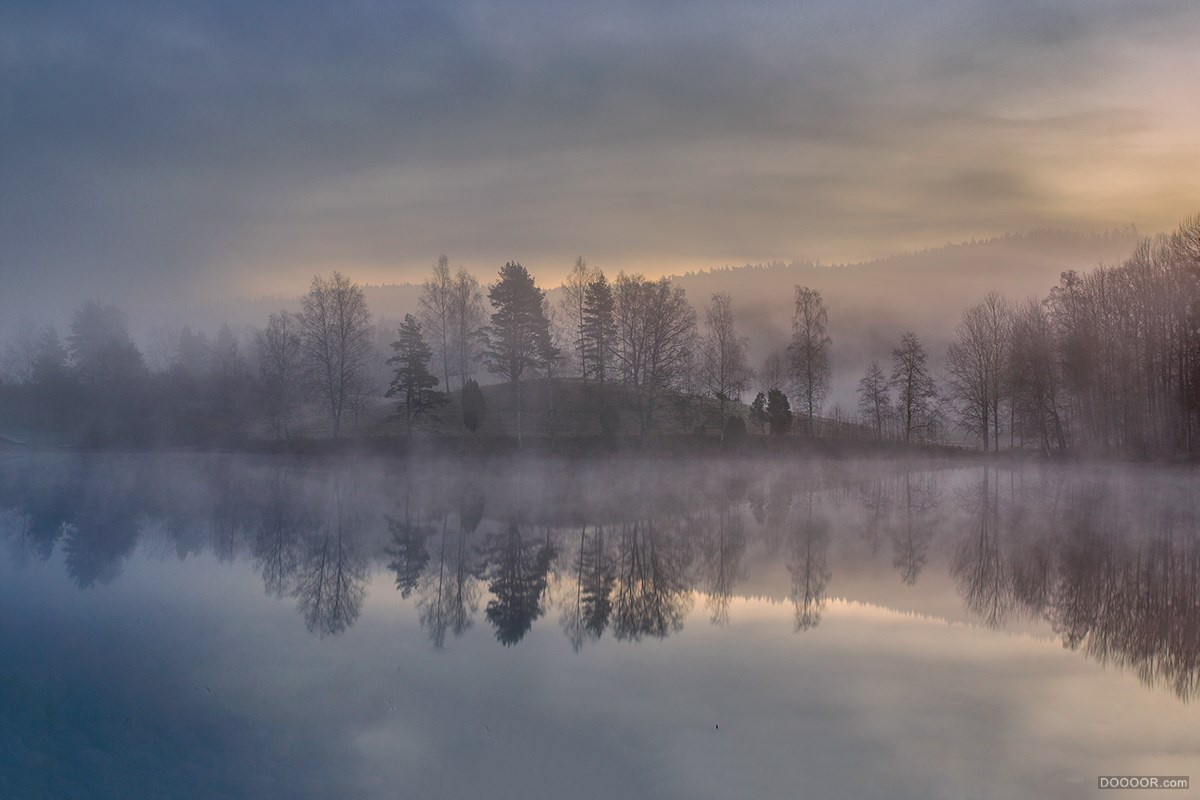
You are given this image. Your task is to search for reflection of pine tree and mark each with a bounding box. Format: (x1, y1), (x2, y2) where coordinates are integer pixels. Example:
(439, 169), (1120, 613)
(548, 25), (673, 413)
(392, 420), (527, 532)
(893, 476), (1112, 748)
(485, 523), (555, 646)
(562, 526), (616, 651)
(581, 527), (615, 639)
(384, 513), (431, 598)
(62, 520), (139, 588)
(62, 485), (142, 588)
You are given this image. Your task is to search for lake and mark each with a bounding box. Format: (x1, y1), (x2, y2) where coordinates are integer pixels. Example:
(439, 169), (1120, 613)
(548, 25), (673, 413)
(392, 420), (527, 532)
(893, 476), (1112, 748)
(1, 453), (1197, 799)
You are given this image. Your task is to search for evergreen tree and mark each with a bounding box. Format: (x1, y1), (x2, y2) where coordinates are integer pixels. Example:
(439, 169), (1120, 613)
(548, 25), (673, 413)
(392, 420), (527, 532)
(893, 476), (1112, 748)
(581, 272), (616, 383)
(461, 378), (486, 432)
(481, 262), (556, 445)
(750, 391), (769, 434)
(387, 314), (446, 434)
(723, 414), (748, 443)
(32, 327), (68, 386)
(767, 388), (793, 436)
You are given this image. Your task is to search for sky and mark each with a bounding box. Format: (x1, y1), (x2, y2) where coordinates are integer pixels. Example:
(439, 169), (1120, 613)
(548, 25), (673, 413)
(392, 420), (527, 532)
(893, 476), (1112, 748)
(2, 0), (1199, 320)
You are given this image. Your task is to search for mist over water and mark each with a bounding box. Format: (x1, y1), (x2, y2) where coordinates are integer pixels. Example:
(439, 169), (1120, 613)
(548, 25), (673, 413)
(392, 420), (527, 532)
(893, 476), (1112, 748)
(2, 452), (1196, 799)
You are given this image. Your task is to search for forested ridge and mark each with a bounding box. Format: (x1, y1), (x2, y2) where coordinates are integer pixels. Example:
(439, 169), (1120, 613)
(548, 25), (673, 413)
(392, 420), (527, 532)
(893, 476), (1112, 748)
(2, 214), (1198, 458)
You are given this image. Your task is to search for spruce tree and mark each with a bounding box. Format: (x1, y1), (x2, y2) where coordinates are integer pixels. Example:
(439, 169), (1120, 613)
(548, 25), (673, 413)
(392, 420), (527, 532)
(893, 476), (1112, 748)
(387, 314), (446, 434)
(482, 262), (555, 445)
(461, 378), (485, 432)
(767, 388), (793, 436)
(581, 273), (616, 383)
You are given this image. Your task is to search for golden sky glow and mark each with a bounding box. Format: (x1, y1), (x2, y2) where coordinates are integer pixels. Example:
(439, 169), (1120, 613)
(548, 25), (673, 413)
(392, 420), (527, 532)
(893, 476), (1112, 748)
(3, 0), (1199, 316)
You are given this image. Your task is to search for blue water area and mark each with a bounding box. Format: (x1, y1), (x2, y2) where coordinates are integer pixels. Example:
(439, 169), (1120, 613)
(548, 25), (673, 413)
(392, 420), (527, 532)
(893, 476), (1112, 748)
(1, 453), (1197, 799)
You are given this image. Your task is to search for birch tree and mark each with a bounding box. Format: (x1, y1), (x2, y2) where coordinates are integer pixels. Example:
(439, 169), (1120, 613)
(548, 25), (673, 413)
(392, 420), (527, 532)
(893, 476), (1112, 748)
(698, 292), (752, 436)
(299, 272), (374, 439)
(788, 286), (832, 435)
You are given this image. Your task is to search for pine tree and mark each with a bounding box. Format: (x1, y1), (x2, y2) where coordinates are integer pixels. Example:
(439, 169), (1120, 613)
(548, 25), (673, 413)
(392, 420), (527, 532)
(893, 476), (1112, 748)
(767, 388), (793, 436)
(387, 314), (446, 434)
(481, 262), (555, 445)
(750, 391), (769, 433)
(461, 378), (485, 432)
(581, 273), (616, 383)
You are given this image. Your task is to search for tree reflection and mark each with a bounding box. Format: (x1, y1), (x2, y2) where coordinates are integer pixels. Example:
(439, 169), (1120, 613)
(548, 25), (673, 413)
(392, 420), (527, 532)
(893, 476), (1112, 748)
(484, 522), (555, 646)
(700, 505), (746, 625)
(384, 508), (430, 600)
(1, 454), (1198, 698)
(612, 519), (692, 641)
(292, 479), (368, 638)
(561, 524), (616, 651)
(61, 470), (144, 588)
(252, 467), (307, 597)
(787, 495), (831, 631)
(890, 471), (939, 585)
(0, 461), (81, 562)
(415, 501), (486, 648)
(949, 473), (1200, 699)
(951, 467), (1013, 627)
(1043, 487), (1200, 700)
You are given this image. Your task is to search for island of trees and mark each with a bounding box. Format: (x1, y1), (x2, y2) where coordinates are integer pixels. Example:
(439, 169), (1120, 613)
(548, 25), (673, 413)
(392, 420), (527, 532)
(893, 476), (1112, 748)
(1, 213), (1198, 459)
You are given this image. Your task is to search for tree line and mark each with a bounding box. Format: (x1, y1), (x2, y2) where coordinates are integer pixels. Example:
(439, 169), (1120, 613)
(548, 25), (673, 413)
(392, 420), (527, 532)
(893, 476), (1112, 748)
(2, 212), (1198, 455)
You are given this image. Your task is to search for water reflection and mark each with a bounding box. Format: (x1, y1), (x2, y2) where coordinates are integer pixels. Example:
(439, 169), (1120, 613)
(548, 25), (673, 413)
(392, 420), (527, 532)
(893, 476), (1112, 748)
(1, 455), (1197, 700)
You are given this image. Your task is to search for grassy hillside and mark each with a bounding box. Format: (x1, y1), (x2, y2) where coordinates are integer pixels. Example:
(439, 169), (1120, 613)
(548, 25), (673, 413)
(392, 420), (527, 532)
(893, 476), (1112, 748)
(383, 378), (736, 439)
(283, 377), (883, 445)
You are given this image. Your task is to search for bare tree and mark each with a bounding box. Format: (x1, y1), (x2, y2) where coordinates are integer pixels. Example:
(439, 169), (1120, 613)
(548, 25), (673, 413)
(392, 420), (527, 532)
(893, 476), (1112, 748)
(419, 255), (454, 393)
(613, 274), (697, 435)
(256, 311), (303, 440)
(449, 268), (486, 390)
(788, 286), (832, 435)
(759, 348), (788, 392)
(891, 331), (936, 443)
(1009, 299), (1067, 453)
(856, 361), (890, 441)
(298, 272), (374, 439)
(946, 292), (1012, 452)
(559, 256), (596, 379)
(697, 292), (752, 437)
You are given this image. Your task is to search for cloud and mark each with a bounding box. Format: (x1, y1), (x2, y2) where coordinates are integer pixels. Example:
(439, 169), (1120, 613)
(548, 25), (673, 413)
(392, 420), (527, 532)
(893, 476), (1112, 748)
(2, 0), (1198, 323)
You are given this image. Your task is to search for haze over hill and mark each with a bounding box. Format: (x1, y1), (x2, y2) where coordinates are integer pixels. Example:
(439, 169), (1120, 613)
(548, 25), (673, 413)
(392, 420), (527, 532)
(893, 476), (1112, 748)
(105, 227), (1138, 406)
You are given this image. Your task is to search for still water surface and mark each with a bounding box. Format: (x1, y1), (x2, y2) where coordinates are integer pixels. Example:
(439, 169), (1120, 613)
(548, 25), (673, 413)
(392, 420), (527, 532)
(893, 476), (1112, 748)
(1, 453), (1197, 799)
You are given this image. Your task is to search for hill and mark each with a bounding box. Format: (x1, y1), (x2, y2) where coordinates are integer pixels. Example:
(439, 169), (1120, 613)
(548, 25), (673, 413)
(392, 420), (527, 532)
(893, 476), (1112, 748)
(130, 228), (1140, 409)
(281, 377), (888, 449)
